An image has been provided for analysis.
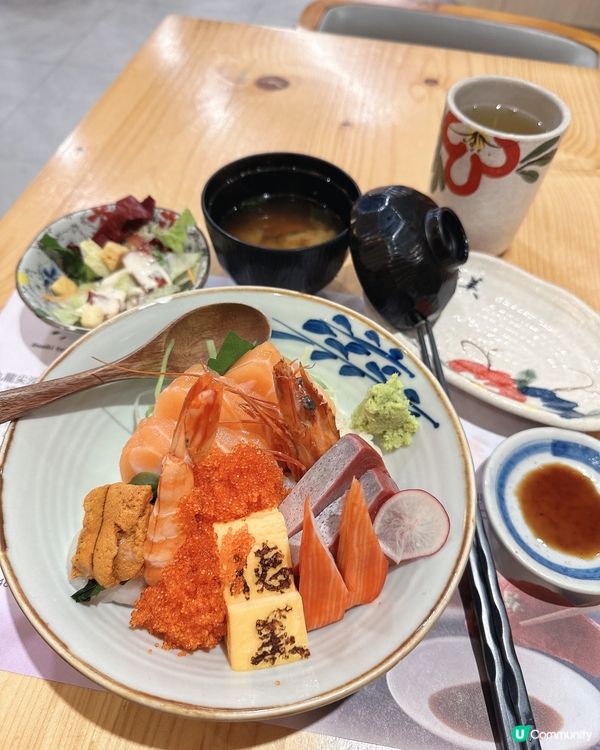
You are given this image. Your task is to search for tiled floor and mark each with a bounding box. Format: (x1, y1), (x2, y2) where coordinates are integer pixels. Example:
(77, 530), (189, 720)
(0, 0), (309, 219)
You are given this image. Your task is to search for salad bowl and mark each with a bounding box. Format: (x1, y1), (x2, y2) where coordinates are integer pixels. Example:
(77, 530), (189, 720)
(0, 287), (476, 719)
(15, 198), (210, 334)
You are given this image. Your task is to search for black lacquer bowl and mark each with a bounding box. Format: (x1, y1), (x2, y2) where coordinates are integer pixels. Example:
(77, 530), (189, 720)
(349, 186), (469, 330)
(201, 153), (360, 294)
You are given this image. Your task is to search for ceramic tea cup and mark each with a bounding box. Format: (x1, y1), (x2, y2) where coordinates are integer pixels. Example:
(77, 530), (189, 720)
(430, 75), (571, 256)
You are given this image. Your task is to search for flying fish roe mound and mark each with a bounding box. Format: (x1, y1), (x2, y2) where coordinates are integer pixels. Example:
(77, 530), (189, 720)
(184, 443), (287, 525)
(131, 525), (226, 651)
(131, 444), (287, 651)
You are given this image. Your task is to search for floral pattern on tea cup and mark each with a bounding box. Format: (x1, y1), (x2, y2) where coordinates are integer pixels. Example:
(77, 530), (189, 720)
(430, 75), (570, 256)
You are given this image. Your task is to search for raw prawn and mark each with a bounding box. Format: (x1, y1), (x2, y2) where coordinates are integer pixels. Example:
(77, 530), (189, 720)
(119, 343), (280, 482)
(144, 373), (223, 585)
(119, 363), (208, 482)
(273, 359), (339, 477)
(142, 370), (293, 585)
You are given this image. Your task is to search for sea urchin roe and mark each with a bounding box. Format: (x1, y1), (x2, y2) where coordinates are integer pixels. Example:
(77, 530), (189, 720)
(131, 444), (287, 651)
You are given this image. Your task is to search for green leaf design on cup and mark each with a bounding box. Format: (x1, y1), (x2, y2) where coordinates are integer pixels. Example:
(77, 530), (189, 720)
(517, 170), (540, 183)
(519, 136), (560, 165)
(516, 137), (559, 183)
(519, 149), (557, 170)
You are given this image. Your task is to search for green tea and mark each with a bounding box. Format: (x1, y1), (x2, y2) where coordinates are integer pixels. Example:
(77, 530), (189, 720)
(465, 103), (545, 135)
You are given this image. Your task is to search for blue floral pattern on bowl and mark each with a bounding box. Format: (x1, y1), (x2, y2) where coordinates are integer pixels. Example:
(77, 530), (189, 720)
(272, 313), (439, 428)
(16, 202), (210, 334)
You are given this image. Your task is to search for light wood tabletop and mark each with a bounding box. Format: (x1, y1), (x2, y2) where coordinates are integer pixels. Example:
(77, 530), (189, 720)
(0, 15), (599, 750)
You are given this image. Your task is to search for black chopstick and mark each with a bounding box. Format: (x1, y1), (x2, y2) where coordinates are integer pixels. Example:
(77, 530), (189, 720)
(416, 318), (541, 750)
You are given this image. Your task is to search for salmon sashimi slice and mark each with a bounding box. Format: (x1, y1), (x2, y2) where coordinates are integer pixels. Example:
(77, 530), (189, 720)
(154, 364), (206, 420)
(299, 497), (348, 631)
(119, 415), (176, 481)
(336, 477), (388, 609)
(121, 343), (287, 482)
(224, 342), (282, 402)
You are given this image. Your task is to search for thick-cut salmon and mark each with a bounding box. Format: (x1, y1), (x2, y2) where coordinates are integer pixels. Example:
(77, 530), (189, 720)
(336, 477), (388, 608)
(154, 364), (206, 420)
(225, 341), (282, 402)
(299, 498), (348, 631)
(119, 415), (176, 482)
(120, 343), (283, 482)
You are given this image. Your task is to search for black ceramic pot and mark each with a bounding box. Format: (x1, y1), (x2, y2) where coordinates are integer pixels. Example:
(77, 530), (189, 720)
(349, 186), (469, 329)
(201, 153), (360, 294)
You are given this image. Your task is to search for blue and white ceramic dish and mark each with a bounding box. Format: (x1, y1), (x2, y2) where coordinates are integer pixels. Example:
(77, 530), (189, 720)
(482, 427), (600, 603)
(15, 202), (210, 334)
(0, 287), (475, 719)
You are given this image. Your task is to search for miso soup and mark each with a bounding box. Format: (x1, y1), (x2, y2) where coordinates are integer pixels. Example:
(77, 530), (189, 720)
(222, 195), (344, 250)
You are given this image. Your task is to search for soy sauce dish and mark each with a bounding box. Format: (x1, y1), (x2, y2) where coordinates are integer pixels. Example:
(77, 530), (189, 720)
(201, 152), (360, 293)
(482, 428), (600, 603)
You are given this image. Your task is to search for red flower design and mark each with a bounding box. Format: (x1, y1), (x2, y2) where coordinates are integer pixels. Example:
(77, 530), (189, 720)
(442, 111), (520, 196)
(448, 358), (526, 402)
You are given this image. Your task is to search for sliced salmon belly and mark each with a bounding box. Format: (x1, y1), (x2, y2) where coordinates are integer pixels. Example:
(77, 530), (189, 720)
(299, 498), (348, 630)
(336, 477), (388, 609)
(225, 342), (282, 402)
(119, 415), (176, 481)
(154, 364), (206, 420)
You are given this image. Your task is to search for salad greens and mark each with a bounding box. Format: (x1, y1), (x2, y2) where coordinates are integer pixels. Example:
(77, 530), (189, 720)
(39, 234), (97, 284)
(154, 209), (196, 254)
(42, 196), (203, 329)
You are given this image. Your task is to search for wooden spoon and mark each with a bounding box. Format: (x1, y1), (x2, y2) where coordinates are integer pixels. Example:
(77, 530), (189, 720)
(0, 303), (271, 424)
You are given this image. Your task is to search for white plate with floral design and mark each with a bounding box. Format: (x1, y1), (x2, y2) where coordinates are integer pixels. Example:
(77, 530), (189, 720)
(393, 253), (600, 432)
(0, 287), (475, 720)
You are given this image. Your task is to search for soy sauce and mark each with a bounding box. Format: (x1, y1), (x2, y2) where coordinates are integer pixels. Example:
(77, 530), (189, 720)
(517, 463), (600, 559)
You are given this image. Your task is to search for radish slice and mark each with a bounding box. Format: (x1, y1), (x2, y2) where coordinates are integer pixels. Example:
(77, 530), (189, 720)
(373, 489), (450, 564)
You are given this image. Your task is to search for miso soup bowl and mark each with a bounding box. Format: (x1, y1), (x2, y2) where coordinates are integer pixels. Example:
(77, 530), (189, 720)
(201, 152), (360, 293)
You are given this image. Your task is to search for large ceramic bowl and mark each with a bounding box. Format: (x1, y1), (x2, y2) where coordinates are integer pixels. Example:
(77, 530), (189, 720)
(0, 287), (475, 719)
(201, 152), (360, 293)
(16, 202), (210, 334)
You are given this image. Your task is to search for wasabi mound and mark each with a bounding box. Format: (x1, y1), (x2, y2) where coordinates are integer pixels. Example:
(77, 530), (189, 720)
(351, 374), (418, 451)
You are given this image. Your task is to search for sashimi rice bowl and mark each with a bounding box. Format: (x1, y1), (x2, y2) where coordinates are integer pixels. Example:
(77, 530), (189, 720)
(0, 289), (476, 717)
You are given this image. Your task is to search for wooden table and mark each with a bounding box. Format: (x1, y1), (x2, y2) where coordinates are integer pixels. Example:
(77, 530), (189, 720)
(0, 16), (599, 750)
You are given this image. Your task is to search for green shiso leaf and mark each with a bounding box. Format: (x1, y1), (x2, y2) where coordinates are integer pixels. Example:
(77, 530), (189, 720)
(71, 578), (104, 603)
(207, 331), (256, 376)
(129, 471), (159, 502)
